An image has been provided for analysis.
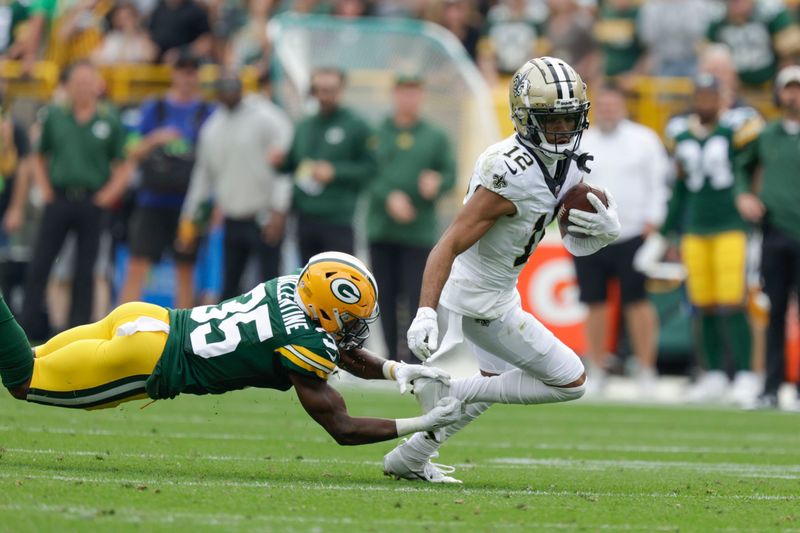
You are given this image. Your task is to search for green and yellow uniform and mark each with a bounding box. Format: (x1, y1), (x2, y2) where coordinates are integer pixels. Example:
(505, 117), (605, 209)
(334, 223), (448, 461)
(594, 3), (643, 77)
(38, 102), (127, 192)
(663, 108), (762, 307)
(25, 274), (339, 409)
(663, 108), (763, 373)
(282, 106), (376, 227)
(367, 118), (456, 247)
(706, 0), (798, 86)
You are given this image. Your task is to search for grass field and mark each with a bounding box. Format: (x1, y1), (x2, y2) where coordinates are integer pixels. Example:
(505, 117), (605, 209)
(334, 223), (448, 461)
(1, 384), (799, 532)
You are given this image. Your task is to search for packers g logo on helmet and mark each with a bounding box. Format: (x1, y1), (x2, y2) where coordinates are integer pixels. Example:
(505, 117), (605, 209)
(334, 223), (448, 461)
(331, 278), (361, 304)
(296, 251), (379, 350)
(509, 57), (590, 157)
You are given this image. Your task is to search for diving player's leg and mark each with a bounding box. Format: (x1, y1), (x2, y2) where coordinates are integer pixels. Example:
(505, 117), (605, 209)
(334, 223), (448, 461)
(0, 296), (34, 398)
(447, 306), (586, 405)
(22, 302), (170, 409)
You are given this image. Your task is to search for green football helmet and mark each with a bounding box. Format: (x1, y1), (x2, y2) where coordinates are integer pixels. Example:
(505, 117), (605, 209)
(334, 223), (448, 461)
(509, 57), (591, 158)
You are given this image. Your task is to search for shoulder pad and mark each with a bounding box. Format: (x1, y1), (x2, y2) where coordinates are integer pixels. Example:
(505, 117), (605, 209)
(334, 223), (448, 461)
(755, 0), (784, 21)
(665, 115), (689, 141)
(474, 139), (534, 202)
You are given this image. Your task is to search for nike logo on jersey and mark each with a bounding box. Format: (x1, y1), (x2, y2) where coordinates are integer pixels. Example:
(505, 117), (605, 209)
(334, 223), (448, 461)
(503, 161), (518, 175)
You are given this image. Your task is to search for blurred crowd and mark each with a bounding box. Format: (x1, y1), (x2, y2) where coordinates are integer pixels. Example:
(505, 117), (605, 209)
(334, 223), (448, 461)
(0, 0), (799, 409)
(0, 0), (799, 85)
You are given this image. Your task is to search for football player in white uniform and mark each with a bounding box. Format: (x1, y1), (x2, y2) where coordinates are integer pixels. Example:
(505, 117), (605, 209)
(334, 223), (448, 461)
(383, 57), (621, 483)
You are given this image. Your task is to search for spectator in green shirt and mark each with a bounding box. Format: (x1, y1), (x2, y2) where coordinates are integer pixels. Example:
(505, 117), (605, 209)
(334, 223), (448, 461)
(706, 0), (800, 87)
(735, 65), (800, 409)
(594, 0), (645, 79)
(19, 61), (130, 339)
(281, 68), (376, 262)
(366, 74), (455, 361)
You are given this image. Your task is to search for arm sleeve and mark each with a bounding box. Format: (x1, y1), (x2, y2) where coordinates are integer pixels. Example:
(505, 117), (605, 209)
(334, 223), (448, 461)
(330, 121), (378, 187)
(434, 132), (457, 198)
(660, 178), (688, 236)
(269, 105), (294, 154)
(733, 134), (761, 196)
(180, 128), (214, 221)
(36, 108), (53, 155)
(109, 115), (127, 162)
(276, 340), (338, 381)
(137, 100), (158, 136)
(644, 131), (670, 227)
(268, 175), (293, 214)
(279, 124), (300, 175)
(13, 122), (29, 158)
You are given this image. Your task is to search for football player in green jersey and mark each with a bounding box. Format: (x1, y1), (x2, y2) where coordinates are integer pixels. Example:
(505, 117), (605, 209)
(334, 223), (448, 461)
(0, 251), (461, 446)
(656, 74), (761, 405)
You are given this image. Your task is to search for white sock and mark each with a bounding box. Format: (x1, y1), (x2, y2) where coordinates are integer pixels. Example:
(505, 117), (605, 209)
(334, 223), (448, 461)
(401, 402), (492, 463)
(449, 369), (585, 404)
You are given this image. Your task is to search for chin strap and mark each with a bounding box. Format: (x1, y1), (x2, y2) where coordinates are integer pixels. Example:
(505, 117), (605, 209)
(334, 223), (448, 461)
(563, 149), (594, 173)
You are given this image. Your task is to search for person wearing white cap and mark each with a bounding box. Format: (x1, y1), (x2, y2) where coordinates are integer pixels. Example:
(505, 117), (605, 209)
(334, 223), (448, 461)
(735, 64), (800, 410)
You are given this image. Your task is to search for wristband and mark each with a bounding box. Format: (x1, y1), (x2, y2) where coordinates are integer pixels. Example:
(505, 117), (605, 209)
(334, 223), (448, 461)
(382, 360), (398, 381)
(395, 414), (430, 437)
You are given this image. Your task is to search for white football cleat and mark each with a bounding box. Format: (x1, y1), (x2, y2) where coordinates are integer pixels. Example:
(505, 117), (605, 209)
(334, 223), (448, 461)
(729, 371), (762, 408)
(413, 376), (450, 442)
(686, 370), (729, 404)
(383, 440), (462, 484)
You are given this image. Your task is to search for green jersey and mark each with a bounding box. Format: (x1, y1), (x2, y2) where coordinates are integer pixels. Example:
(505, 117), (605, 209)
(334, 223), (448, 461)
(706, 0), (795, 86)
(663, 108), (762, 235)
(744, 120), (800, 242)
(594, 5), (643, 77)
(145, 275), (339, 400)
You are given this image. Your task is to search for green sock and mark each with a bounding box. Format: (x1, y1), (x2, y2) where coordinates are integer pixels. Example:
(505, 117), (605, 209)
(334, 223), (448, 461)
(700, 314), (723, 371)
(723, 310), (752, 372)
(0, 296), (33, 389)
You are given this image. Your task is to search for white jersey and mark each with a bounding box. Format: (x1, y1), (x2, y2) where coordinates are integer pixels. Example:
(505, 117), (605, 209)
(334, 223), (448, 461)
(440, 135), (583, 320)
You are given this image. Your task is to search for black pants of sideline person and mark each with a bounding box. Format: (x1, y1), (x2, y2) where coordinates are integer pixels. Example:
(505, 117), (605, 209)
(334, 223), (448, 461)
(369, 241), (430, 362)
(20, 195), (104, 337)
(222, 218), (281, 301)
(295, 213), (354, 264)
(761, 226), (800, 397)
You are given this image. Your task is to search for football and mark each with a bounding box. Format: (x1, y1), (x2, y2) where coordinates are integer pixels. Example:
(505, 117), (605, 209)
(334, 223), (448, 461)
(557, 182), (609, 237)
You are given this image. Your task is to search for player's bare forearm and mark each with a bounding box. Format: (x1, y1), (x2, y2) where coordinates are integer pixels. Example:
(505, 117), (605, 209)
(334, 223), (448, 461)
(418, 238), (457, 309)
(289, 372), (398, 445)
(337, 347), (386, 380)
(418, 186), (516, 309)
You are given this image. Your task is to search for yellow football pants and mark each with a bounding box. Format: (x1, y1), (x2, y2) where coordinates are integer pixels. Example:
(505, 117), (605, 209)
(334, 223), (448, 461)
(681, 231), (747, 308)
(28, 302), (169, 410)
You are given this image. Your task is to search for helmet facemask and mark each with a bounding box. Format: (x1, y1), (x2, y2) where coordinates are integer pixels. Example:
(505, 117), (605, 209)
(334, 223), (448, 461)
(335, 305), (380, 350)
(516, 104), (590, 158)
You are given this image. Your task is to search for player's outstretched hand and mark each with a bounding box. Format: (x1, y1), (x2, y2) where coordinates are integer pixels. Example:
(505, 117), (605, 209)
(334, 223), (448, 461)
(394, 363), (451, 394)
(567, 188), (620, 242)
(407, 307), (439, 361)
(424, 397), (463, 430)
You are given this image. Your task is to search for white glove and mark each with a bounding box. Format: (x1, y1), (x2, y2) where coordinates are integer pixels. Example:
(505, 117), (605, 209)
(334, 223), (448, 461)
(395, 396), (463, 436)
(567, 189), (621, 244)
(425, 396), (463, 429)
(407, 307), (438, 361)
(393, 362), (451, 394)
(633, 232), (668, 273)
